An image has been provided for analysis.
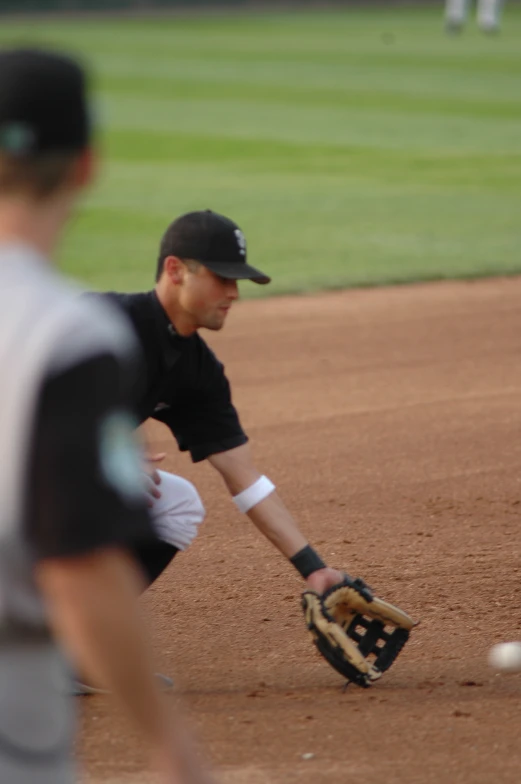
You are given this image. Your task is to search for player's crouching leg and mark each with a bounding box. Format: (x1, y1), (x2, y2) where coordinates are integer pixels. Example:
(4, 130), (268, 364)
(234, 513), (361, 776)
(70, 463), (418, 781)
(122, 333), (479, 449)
(150, 471), (206, 551)
(129, 472), (205, 590)
(73, 473), (206, 697)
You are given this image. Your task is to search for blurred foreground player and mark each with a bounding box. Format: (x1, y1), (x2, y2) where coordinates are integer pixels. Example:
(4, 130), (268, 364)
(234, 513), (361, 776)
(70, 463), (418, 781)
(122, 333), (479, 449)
(0, 49), (215, 784)
(445, 0), (504, 33)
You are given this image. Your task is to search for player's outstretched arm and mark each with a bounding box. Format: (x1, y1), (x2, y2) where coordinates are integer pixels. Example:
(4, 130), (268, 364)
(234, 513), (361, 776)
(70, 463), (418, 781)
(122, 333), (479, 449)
(208, 444), (343, 592)
(36, 548), (216, 784)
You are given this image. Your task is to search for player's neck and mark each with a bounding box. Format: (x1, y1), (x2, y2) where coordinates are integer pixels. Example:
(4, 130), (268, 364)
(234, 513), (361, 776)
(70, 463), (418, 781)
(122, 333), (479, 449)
(0, 195), (72, 260)
(154, 283), (198, 337)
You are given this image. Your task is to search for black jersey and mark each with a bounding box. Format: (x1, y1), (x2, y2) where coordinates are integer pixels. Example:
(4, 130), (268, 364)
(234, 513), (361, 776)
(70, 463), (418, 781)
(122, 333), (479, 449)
(101, 291), (248, 463)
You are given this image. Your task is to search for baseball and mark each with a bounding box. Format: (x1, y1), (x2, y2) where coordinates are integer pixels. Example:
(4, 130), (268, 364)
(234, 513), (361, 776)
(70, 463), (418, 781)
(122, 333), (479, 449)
(488, 642), (521, 673)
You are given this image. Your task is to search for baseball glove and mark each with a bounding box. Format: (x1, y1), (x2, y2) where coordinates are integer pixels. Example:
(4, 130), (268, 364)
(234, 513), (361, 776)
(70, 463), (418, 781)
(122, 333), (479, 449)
(301, 575), (416, 688)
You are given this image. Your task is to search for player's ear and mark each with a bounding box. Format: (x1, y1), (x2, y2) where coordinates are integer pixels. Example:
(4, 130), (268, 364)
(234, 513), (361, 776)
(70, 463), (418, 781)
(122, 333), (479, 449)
(70, 147), (97, 190)
(164, 256), (184, 285)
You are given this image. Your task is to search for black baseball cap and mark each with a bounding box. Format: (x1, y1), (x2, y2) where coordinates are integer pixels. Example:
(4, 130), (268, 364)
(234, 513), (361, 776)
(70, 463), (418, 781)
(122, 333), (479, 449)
(159, 210), (271, 285)
(0, 48), (91, 157)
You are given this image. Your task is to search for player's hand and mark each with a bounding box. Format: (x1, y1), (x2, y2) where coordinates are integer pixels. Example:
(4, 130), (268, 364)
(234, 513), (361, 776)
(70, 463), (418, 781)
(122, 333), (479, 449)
(143, 452), (166, 507)
(305, 567), (345, 595)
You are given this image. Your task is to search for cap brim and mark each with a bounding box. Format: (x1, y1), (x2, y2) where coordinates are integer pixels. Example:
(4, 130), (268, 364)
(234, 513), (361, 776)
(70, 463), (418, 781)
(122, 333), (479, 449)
(201, 260), (271, 285)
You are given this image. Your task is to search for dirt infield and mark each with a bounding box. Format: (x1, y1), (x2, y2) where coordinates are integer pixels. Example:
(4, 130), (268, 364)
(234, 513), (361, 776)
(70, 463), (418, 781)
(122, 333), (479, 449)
(80, 278), (521, 784)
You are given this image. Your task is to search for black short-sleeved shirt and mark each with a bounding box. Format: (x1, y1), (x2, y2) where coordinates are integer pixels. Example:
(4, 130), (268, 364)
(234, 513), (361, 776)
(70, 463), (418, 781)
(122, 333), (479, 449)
(25, 353), (155, 561)
(99, 291), (248, 463)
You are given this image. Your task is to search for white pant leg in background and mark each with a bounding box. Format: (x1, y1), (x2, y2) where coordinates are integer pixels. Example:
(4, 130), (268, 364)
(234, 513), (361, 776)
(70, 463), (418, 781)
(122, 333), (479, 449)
(445, 0), (470, 25)
(477, 0), (503, 30)
(150, 471), (206, 551)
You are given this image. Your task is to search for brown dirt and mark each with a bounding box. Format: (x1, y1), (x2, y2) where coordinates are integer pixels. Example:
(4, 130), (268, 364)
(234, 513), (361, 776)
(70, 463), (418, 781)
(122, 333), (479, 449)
(80, 278), (521, 784)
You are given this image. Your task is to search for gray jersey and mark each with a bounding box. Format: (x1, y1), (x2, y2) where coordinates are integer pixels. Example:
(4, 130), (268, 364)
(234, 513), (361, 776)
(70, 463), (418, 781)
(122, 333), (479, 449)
(0, 243), (148, 784)
(0, 243), (140, 630)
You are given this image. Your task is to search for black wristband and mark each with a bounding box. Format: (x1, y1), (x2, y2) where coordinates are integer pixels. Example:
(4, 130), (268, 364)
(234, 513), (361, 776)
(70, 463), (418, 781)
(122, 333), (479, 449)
(289, 545), (326, 578)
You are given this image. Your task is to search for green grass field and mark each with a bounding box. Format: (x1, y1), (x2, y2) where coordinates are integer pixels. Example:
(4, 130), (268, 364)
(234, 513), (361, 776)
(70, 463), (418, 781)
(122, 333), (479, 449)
(1, 5), (520, 296)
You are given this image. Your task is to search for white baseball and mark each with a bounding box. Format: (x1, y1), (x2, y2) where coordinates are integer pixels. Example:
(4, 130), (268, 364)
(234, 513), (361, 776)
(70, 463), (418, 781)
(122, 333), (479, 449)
(488, 642), (521, 673)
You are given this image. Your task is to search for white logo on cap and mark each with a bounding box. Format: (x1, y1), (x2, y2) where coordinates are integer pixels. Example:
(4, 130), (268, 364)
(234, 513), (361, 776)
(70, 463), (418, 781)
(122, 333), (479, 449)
(234, 229), (246, 257)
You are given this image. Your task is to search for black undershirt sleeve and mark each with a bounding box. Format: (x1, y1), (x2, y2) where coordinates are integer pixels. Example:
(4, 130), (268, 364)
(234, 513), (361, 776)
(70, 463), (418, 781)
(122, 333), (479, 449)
(25, 353), (155, 561)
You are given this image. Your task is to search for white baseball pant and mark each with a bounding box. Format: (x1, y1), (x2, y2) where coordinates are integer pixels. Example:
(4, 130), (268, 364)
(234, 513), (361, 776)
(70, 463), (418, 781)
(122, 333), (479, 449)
(149, 470), (206, 551)
(445, 0), (503, 29)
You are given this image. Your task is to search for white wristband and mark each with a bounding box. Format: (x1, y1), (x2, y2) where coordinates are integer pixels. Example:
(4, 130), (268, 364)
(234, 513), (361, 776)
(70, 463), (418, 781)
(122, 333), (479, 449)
(233, 475), (276, 514)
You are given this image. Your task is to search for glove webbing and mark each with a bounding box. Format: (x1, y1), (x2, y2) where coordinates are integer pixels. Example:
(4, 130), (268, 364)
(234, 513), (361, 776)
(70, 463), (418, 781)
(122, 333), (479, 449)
(347, 615), (410, 673)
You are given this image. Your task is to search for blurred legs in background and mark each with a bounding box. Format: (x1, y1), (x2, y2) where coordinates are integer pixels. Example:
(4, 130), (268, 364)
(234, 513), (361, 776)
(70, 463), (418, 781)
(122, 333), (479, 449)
(445, 0), (468, 31)
(445, 0), (504, 33)
(477, 0), (503, 31)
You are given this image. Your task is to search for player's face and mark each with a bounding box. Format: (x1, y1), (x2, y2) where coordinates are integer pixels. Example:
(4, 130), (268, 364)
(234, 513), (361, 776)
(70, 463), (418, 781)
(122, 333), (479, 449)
(181, 264), (239, 331)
